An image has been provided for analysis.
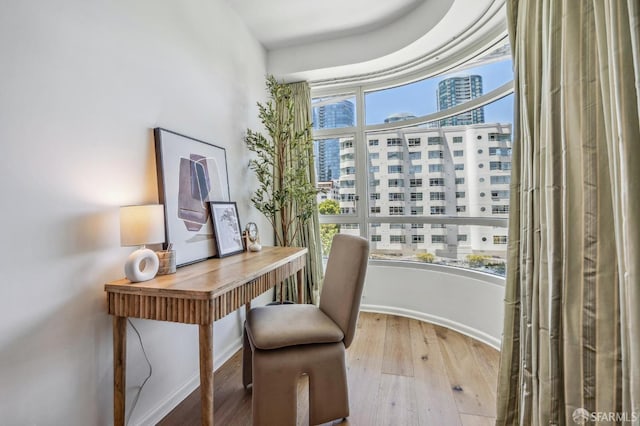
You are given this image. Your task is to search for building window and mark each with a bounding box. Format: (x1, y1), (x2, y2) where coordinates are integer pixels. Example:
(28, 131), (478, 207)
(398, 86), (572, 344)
(409, 165), (422, 173)
(340, 141), (353, 149)
(370, 206), (381, 214)
(387, 138), (402, 146)
(455, 177), (465, 185)
(432, 235), (446, 243)
(411, 223), (424, 229)
(341, 180), (355, 188)
(430, 206), (446, 215)
(390, 235), (406, 243)
(454, 163), (465, 171)
(429, 178), (445, 186)
(408, 138), (421, 146)
(369, 166), (380, 173)
(489, 147), (512, 156)
(457, 234), (468, 242)
(370, 193), (380, 200)
(370, 179), (380, 187)
(456, 191), (465, 198)
(430, 192), (446, 201)
(409, 151), (421, 160)
(410, 178), (423, 187)
(431, 223), (446, 229)
(371, 235), (382, 242)
(491, 175), (511, 184)
(387, 151), (403, 160)
(412, 235), (424, 243)
(490, 161), (512, 171)
(342, 166), (356, 174)
(456, 206), (466, 212)
(493, 235), (508, 244)
(427, 136), (443, 145)
(341, 153), (354, 160)
(489, 133), (511, 141)
(388, 179), (404, 187)
(390, 223), (405, 229)
(389, 206), (405, 215)
(388, 165), (403, 174)
(492, 205), (510, 214)
(369, 152), (379, 159)
(341, 193), (356, 201)
(411, 207), (423, 215)
(389, 193), (405, 201)
(453, 150), (464, 157)
(429, 164), (444, 173)
(491, 190), (510, 200)
(428, 150), (444, 159)
(453, 136), (463, 143)
(369, 139), (379, 146)
(410, 192), (423, 201)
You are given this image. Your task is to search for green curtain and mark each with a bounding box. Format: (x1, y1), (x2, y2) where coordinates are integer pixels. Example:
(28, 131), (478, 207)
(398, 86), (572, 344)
(496, 0), (640, 425)
(274, 81), (324, 305)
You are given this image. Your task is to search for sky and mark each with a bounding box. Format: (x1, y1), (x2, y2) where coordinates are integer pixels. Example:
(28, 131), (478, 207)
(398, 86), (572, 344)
(364, 59), (514, 125)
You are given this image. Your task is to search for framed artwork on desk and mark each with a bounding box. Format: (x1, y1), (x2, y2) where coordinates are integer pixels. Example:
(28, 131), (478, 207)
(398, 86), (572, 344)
(154, 128), (230, 266)
(209, 201), (244, 257)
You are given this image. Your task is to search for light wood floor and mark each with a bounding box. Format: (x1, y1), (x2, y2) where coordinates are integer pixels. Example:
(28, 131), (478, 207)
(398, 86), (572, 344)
(159, 312), (500, 426)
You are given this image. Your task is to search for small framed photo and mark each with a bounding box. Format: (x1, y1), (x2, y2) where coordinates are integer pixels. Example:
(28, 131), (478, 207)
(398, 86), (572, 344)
(209, 201), (244, 257)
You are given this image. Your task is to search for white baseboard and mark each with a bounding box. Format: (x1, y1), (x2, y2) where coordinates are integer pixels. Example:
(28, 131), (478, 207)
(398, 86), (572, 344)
(360, 304), (502, 350)
(135, 336), (244, 426)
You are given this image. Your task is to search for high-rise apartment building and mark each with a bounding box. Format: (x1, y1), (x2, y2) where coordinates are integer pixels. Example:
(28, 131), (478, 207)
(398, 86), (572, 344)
(312, 100), (355, 182)
(437, 75), (485, 127)
(338, 123), (512, 261)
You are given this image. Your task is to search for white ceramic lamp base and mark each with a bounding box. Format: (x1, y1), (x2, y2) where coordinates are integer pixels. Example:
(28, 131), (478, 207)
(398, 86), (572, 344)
(124, 247), (159, 282)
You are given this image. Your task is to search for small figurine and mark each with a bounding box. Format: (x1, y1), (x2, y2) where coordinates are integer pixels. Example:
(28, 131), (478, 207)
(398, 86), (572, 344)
(245, 222), (262, 252)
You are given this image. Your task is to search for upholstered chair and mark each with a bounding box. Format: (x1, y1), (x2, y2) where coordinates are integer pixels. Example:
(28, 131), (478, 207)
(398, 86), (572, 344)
(242, 234), (370, 425)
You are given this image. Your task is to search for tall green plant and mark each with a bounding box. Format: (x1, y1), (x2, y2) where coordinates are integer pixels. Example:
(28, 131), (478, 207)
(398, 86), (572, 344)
(245, 76), (318, 247)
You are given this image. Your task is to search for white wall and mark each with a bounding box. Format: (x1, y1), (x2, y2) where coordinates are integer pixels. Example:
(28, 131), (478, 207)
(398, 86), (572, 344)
(0, 1), (269, 424)
(361, 263), (505, 349)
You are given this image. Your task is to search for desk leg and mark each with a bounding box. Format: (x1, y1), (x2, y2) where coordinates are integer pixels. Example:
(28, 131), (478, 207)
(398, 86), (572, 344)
(199, 324), (214, 426)
(297, 267), (304, 304)
(113, 316), (127, 426)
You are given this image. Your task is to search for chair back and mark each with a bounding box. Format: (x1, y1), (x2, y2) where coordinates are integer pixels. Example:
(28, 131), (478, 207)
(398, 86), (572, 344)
(319, 234), (369, 348)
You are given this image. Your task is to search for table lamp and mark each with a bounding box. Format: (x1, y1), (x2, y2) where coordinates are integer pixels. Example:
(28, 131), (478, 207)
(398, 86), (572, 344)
(120, 204), (165, 282)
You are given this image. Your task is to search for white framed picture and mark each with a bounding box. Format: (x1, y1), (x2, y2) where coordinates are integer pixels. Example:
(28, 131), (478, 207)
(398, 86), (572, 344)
(209, 201), (244, 258)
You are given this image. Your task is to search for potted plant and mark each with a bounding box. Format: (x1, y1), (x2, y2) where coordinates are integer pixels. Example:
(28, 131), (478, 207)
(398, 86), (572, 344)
(245, 76), (318, 247)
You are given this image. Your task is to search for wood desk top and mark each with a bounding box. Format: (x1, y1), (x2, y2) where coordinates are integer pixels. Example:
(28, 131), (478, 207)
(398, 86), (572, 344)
(105, 246), (308, 324)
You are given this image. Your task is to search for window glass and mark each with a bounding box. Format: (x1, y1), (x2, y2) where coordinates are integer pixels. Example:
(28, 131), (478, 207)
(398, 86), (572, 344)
(311, 94), (356, 129)
(364, 40), (512, 125)
(315, 136), (357, 216)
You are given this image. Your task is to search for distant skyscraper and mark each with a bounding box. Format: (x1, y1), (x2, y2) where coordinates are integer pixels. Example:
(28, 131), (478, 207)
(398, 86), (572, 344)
(312, 100), (355, 182)
(437, 75), (485, 127)
(384, 112), (417, 123)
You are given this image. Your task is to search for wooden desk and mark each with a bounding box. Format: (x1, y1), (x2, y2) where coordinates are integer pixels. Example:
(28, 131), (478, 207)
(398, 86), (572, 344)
(105, 246), (308, 426)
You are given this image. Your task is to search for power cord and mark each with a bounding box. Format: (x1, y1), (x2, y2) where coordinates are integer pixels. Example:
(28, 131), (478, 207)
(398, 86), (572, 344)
(125, 319), (153, 426)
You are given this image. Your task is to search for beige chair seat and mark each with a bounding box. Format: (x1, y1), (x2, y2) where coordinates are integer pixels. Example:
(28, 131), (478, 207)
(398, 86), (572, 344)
(246, 305), (344, 350)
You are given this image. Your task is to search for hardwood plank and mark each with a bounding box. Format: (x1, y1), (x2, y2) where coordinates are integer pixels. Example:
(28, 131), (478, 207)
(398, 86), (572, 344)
(409, 320), (463, 426)
(374, 373), (419, 426)
(435, 325), (496, 417)
(381, 315), (414, 377)
(460, 413), (496, 426)
(344, 312), (387, 426)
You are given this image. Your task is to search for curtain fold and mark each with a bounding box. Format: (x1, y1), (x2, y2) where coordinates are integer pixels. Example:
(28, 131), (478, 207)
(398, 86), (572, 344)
(274, 81), (324, 305)
(496, 0), (640, 424)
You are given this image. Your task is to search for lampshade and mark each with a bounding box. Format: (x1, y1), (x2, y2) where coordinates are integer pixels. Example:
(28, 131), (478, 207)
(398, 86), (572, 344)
(120, 204), (165, 247)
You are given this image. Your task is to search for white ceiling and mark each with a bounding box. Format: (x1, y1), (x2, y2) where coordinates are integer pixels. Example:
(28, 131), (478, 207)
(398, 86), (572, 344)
(224, 0), (508, 87)
(224, 0), (427, 50)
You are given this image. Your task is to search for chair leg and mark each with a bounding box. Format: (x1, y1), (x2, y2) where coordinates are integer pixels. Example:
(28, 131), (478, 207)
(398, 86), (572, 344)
(252, 349), (299, 426)
(308, 343), (349, 425)
(242, 326), (252, 388)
